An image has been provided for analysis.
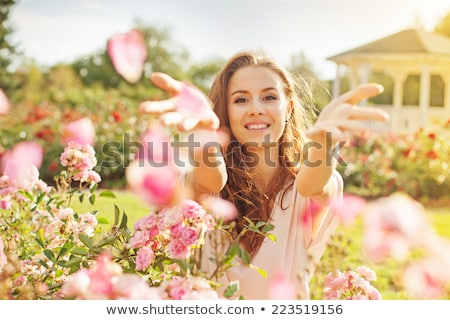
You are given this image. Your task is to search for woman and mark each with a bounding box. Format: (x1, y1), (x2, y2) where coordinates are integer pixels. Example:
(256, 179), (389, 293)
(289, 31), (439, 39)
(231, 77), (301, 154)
(140, 51), (388, 299)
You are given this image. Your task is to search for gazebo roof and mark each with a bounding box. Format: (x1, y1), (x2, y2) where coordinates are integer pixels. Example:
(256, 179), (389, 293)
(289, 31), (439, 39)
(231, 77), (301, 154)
(328, 28), (450, 61)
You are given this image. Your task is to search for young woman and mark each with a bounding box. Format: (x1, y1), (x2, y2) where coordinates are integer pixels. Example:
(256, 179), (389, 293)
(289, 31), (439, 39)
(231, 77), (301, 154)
(139, 51), (388, 299)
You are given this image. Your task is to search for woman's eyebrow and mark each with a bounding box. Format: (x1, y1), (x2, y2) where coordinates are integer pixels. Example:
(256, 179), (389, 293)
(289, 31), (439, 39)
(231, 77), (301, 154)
(230, 87), (278, 97)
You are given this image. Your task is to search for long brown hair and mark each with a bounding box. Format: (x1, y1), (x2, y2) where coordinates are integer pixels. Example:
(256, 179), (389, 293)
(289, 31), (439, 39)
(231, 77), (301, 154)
(209, 51), (315, 258)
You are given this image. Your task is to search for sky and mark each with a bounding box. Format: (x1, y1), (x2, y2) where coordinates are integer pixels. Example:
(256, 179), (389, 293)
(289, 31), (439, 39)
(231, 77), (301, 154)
(9, 0), (450, 80)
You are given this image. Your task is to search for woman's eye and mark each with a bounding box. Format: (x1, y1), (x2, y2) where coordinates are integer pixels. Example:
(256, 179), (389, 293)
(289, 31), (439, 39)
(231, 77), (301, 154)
(264, 95), (277, 101)
(234, 97), (247, 103)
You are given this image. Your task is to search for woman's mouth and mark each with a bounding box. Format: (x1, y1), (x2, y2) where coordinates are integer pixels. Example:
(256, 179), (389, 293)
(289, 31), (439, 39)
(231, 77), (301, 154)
(245, 123), (270, 130)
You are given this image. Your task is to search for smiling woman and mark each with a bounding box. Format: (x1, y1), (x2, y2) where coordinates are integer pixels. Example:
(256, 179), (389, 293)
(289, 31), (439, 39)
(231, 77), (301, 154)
(139, 50), (389, 299)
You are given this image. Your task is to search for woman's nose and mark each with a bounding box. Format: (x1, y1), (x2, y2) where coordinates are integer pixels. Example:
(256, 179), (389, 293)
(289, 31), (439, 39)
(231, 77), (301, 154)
(247, 100), (265, 115)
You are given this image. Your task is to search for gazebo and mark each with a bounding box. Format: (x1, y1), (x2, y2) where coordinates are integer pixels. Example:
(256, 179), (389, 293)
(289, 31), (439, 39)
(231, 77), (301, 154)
(327, 28), (450, 133)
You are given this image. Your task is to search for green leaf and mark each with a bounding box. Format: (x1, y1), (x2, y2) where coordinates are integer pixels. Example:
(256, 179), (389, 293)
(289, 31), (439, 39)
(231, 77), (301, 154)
(55, 269), (64, 278)
(262, 223), (275, 233)
(238, 247), (251, 264)
(19, 190), (33, 200)
(119, 212), (128, 230)
(71, 247), (89, 256)
(266, 234), (277, 243)
(78, 234), (93, 249)
(223, 281), (239, 298)
(78, 193), (85, 203)
(35, 237), (45, 249)
(97, 217), (110, 224)
(65, 257), (82, 267)
(99, 190), (116, 198)
(97, 235), (116, 247)
(224, 244), (240, 264)
(43, 249), (56, 262)
(250, 264), (267, 278)
(38, 259), (49, 269)
(36, 192), (45, 204)
(114, 204), (120, 226)
(90, 183), (98, 193)
(89, 194), (96, 205)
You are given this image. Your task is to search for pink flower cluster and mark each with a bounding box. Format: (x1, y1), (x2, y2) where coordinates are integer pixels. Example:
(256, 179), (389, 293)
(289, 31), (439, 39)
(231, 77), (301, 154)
(59, 253), (161, 299)
(323, 266), (382, 300)
(0, 172), (50, 211)
(17, 207), (98, 285)
(36, 206), (98, 249)
(129, 199), (215, 271)
(60, 142), (101, 184)
(160, 276), (220, 300)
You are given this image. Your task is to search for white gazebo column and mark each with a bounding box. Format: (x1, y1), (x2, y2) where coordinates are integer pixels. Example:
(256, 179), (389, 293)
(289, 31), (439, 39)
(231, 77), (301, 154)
(392, 72), (406, 132)
(359, 63), (371, 106)
(349, 65), (359, 89)
(419, 64), (430, 129)
(332, 64), (341, 99)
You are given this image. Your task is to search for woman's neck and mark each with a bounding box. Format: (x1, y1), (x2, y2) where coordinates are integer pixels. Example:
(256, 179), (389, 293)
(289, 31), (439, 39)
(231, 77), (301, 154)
(246, 144), (280, 193)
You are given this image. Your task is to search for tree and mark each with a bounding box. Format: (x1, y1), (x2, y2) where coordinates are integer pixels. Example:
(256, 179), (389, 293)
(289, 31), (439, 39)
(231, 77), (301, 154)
(0, 0), (18, 94)
(71, 22), (190, 101)
(434, 12), (450, 38)
(187, 58), (224, 94)
(288, 51), (331, 110)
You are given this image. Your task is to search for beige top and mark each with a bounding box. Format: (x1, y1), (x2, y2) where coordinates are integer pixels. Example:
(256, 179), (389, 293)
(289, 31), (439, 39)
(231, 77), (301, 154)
(201, 170), (343, 300)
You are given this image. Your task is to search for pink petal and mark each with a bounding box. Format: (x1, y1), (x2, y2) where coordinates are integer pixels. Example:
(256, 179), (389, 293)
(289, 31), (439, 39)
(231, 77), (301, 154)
(175, 84), (213, 118)
(107, 29), (147, 83)
(0, 88), (10, 114)
(126, 159), (178, 207)
(201, 196), (238, 222)
(139, 125), (173, 163)
(332, 193), (367, 225)
(0, 142), (43, 188)
(269, 271), (297, 300)
(62, 117), (95, 146)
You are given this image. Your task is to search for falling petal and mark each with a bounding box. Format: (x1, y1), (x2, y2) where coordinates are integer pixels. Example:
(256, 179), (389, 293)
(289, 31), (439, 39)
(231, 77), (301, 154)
(62, 117), (96, 146)
(331, 193), (367, 225)
(107, 29), (147, 83)
(0, 141), (43, 188)
(202, 196), (238, 222)
(176, 84), (213, 118)
(268, 271), (297, 300)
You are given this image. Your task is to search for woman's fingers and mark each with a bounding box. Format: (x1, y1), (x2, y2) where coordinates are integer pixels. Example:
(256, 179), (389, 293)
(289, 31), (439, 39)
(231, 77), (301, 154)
(332, 83), (384, 107)
(150, 72), (184, 94)
(139, 97), (178, 114)
(347, 106), (389, 122)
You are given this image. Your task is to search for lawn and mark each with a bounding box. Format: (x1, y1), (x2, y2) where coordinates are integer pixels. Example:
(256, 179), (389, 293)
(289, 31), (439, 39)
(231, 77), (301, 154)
(71, 189), (450, 300)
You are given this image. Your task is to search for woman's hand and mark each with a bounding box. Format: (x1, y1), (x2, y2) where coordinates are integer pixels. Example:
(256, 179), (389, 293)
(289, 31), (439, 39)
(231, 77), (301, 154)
(139, 72), (220, 131)
(306, 83), (389, 145)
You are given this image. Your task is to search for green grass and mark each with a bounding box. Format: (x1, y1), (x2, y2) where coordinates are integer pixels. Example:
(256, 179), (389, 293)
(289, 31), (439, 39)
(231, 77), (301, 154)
(70, 189), (150, 226)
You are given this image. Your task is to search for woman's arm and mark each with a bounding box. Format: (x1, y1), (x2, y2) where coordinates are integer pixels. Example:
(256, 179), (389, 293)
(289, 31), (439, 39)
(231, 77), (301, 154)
(295, 84), (389, 233)
(139, 73), (228, 200)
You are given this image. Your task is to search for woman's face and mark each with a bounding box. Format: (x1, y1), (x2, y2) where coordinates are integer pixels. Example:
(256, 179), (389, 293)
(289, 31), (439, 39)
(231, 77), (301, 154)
(227, 66), (290, 148)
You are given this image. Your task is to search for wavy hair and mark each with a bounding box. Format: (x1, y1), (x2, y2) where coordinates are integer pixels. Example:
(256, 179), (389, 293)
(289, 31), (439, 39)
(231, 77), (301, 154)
(209, 51), (315, 258)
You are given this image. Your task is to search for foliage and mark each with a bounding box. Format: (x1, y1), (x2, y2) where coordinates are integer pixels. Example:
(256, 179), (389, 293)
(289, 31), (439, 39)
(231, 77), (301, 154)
(0, 0), (19, 94)
(435, 12), (450, 38)
(337, 123), (450, 205)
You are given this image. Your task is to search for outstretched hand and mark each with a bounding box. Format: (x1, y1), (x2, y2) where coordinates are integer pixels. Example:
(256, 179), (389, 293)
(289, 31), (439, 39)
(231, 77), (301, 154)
(306, 83), (389, 144)
(139, 72), (220, 131)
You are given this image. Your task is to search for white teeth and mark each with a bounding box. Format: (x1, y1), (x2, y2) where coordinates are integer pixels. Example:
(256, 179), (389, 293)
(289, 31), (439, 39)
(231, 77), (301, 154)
(246, 123), (269, 130)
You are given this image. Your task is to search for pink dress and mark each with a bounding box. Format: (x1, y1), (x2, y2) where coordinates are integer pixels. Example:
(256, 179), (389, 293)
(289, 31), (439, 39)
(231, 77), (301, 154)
(201, 170), (343, 300)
